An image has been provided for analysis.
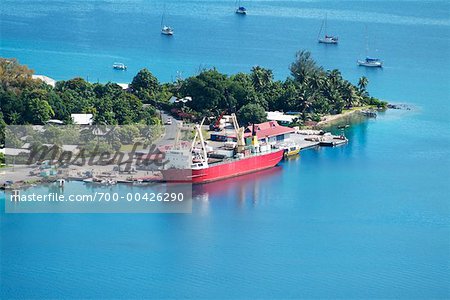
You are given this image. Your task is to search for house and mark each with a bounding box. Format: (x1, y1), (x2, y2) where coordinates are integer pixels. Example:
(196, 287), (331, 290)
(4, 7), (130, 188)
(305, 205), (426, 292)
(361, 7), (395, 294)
(32, 75), (56, 88)
(116, 83), (130, 90)
(266, 111), (297, 125)
(211, 121), (295, 144)
(71, 114), (93, 125)
(243, 121), (295, 143)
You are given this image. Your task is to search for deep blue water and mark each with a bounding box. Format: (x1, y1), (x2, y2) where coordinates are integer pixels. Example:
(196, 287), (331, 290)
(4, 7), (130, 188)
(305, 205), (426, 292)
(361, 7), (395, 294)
(1, 0), (450, 298)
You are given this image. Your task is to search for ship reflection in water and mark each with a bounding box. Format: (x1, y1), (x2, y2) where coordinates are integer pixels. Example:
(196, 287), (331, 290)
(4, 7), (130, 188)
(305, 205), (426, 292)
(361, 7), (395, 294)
(192, 165), (284, 214)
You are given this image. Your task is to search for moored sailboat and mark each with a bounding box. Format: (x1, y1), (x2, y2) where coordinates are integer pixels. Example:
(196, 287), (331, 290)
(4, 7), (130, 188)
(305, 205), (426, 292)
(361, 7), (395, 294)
(318, 14), (338, 44)
(357, 57), (383, 67)
(112, 62), (127, 70)
(358, 27), (383, 67)
(235, 0), (247, 14)
(161, 5), (174, 35)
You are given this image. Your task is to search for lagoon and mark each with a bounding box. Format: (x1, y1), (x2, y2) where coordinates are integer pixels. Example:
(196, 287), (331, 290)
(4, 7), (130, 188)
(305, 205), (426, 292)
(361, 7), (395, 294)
(1, 0), (450, 298)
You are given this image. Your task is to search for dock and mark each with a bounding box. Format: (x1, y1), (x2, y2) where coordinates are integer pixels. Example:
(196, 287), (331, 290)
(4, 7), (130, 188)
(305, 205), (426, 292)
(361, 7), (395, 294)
(289, 131), (348, 150)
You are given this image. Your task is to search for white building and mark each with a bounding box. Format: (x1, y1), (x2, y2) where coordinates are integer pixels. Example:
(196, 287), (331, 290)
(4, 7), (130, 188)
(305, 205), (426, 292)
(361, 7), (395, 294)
(71, 114), (93, 125)
(266, 111), (297, 125)
(32, 75), (56, 88)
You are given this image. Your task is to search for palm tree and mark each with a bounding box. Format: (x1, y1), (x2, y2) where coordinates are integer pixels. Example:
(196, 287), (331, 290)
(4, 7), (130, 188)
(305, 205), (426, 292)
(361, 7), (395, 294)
(328, 69), (342, 83)
(251, 66), (273, 92)
(358, 76), (369, 92)
(308, 73), (326, 91)
(343, 83), (361, 109)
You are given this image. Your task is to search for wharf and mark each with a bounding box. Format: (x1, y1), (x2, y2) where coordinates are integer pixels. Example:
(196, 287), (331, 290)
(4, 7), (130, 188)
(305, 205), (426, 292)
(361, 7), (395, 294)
(289, 131), (348, 150)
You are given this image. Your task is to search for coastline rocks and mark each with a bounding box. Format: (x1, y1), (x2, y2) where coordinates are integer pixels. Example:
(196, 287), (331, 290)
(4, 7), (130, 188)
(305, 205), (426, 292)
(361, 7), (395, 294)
(388, 103), (412, 110)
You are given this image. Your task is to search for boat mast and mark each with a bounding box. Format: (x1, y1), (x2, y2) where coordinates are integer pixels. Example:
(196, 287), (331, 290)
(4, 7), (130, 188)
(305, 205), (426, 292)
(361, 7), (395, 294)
(161, 4), (165, 28)
(191, 118), (208, 166)
(196, 118), (208, 166)
(317, 19), (324, 39)
(190, 117), (205, 151)
(324, 13), (328, 36)
(365, 25), (369, 57)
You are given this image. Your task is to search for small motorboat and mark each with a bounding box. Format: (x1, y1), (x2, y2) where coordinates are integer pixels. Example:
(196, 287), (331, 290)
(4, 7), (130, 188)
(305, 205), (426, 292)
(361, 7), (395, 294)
(277, 143), (301, 158)
(112, 62), (127, 70)
(337, 124), (350, 129)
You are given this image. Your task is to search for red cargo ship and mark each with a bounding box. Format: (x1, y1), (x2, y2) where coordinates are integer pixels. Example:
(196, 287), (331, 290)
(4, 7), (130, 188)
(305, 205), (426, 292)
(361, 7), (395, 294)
(161, 114), (284, 184)
(161, 149), (284, 184)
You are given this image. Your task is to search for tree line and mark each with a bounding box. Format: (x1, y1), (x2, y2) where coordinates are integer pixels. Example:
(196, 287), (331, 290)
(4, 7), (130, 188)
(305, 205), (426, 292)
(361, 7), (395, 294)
(171, 50), (385, 124)
(0, 50), (385, 145)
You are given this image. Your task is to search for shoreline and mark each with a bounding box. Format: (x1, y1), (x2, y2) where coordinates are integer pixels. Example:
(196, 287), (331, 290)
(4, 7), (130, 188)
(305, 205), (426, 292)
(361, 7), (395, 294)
(316, 105), (383, 128)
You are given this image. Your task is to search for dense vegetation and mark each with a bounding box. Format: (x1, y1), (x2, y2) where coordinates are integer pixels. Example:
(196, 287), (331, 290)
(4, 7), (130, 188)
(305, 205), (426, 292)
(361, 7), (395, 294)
(172, 50), (385, 124)
(0, 51), (385, 147)
(0, 59), (161, 127)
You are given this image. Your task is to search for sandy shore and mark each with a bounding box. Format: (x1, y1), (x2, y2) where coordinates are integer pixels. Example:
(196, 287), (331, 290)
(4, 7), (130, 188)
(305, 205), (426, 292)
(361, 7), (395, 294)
(317, 110), (360, 126)
(316, 106), (380, 127)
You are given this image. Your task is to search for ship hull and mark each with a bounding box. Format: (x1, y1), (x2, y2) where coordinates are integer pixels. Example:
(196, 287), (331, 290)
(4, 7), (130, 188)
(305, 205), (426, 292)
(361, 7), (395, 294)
(162, 149), (284, 184)
(357, 60), (383, 67)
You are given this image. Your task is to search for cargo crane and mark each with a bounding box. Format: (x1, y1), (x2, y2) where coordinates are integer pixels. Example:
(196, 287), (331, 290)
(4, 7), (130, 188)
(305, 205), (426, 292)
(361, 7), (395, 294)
(209, 111), (226, 131)
(231, 113), (246, 153)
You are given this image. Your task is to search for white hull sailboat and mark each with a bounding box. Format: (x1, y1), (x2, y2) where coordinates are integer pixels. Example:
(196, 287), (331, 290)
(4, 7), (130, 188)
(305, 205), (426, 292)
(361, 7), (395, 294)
(318, 14), (338, 44)
(161, 26), (174, 36)
(112, 62), (127, 70)
(161, 5), (174, 36)
(358, 27), (383, 67)
(235, 0), (247, 14)
(357, 58), (383, 67)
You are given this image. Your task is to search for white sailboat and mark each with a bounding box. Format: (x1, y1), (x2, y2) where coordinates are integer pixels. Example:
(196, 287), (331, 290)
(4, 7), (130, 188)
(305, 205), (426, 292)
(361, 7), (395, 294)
(161, 5), (174, 36)
(318, 14), (338, 44)
(235, 0), (247, 14)
(112, 62), (127, 70)
(358, 27), (383, 67)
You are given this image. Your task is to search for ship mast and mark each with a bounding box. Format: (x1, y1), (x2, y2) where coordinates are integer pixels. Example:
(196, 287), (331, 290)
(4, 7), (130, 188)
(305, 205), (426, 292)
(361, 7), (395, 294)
(231, 113), (246, 152)
(191, 117), (208, 167)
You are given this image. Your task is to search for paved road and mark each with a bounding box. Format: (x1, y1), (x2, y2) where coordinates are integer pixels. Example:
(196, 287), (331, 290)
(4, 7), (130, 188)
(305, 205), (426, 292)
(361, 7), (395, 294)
(157, 111), (178, 146)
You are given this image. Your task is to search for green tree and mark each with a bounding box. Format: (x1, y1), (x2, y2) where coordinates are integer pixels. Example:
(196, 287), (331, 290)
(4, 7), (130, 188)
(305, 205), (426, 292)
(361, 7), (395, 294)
(24, 89), (55, 124)
(228, 73), (259, 109)
(117, 125), (140, 144)
(131, 69), (160, 101)
(290, 50), (323, 84)
(93, 96), (116, 125)
(0, 112), (6, 145)
(251, 66), (273, 93)
(0, 58), (39, 93)
(113, 93), (143, 124)
(238, 103), (267, 125)
(181, 69), (228, 113)
(358, 76), (369, 92)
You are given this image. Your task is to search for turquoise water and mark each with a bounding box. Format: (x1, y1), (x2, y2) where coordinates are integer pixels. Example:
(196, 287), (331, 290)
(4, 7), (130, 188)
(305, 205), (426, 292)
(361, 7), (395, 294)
(1, 0), (450, 298)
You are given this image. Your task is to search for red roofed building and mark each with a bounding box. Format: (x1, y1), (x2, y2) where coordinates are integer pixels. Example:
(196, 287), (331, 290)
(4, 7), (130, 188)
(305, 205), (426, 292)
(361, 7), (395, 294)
(244, 121), (295, 143)
(211, 121), (294, 144)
